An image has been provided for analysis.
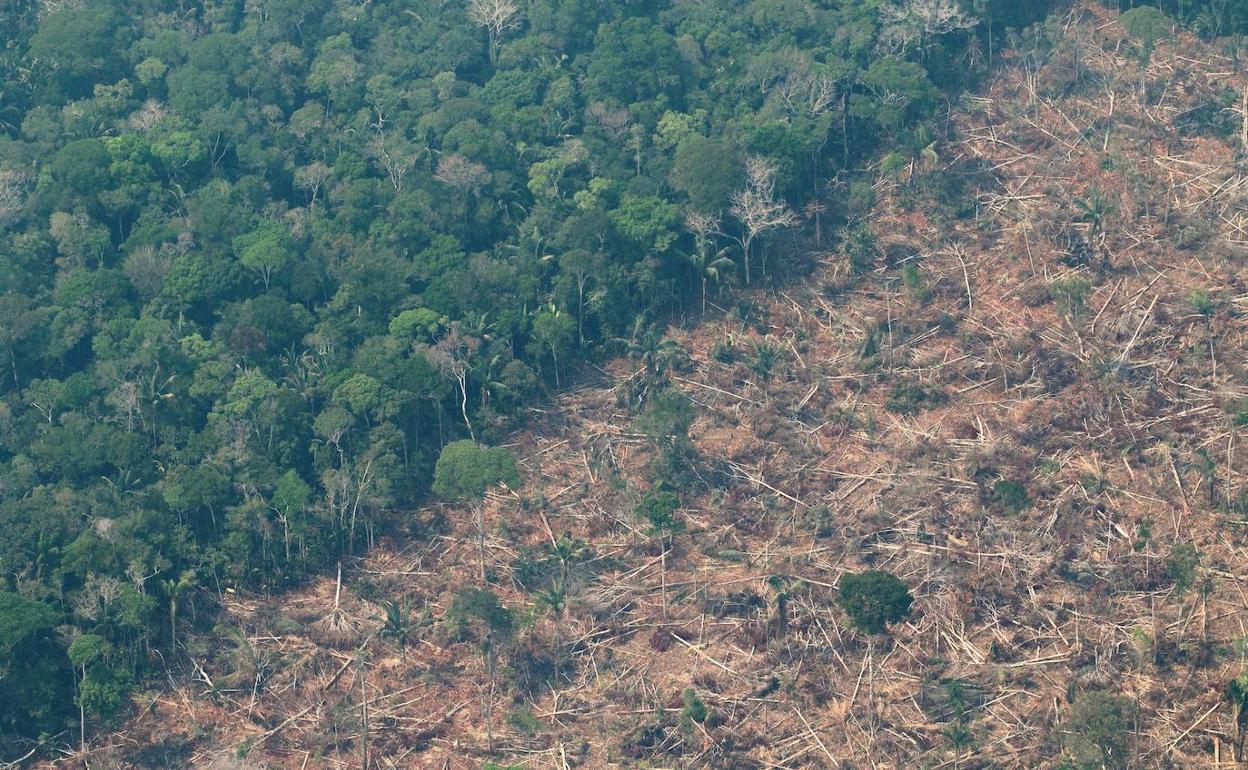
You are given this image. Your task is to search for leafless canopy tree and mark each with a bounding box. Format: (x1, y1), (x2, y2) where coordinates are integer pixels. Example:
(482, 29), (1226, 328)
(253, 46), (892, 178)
(435, 153), (491, 194)
(881, 0), (977, 54)
(0, 169), (27, 227)
(729, 156), (797, 285)
(436, 154), (493, 223)
(683, 209), (721, 248)
(585, 102), (633, 142)
(427, 322), (479, 439)
(38, 0), (82, 19)
(369, 135), (418, 192)
(128, 99), (169, 132)
(468, 0), (522, 67)
(768, 58), (840, 119)
(294, 161), (333, 209)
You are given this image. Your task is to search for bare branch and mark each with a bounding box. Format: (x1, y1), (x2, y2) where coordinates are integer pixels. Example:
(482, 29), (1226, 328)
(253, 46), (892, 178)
(881, 0), (977, 52)
(0, 169), (27, 227)
(468, 0), (522, 65)
(729, 156), (797, 284)
(434, 153), (492, 194)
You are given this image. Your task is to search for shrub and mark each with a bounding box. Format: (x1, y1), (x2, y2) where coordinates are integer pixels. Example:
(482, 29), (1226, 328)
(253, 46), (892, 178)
(845, 224), (878, 274)
(1166, 543), (1200, 595)
(749, 342), (781, 380)
(886, 381), (948, 415)
(636, 488), (684, 539)
(1189, 290), (1215, 317)
(901, 262), (932, 304)
(635, 389), (695, 448)
(991, 479), (1031, 515)
(1062, 691), (1132, 770)
(635, 389), (699, 486)
(1051, 278), (1091, 320)
(712, 340), (738, 364)
(507, 706), (544, 736)
(681, 688), (708, 728)
(447, 587), (514, 644)
(1120, 6), (1172, 54)
(837, 570), (913, 635)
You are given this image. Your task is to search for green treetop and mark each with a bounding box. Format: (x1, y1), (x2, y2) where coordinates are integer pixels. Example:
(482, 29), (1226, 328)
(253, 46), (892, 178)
(837, 570), (914, 635)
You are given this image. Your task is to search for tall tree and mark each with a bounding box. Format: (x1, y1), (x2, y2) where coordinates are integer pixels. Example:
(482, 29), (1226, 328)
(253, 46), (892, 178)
(729, 156), (797, 285)
(468, 0), (522, 67)
(433, 440), (520, 581)
(0, 593), (74, 747)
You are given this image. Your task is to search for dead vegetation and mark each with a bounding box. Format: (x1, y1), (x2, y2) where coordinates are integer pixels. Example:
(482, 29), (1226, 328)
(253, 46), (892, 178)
(57, 5), (1248, 769)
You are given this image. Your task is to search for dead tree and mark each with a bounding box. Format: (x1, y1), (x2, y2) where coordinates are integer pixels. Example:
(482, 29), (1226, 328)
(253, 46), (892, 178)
(427, 323), (479, 440)
(0, 169), (26, 226)
(881, 0), (977, 55)
(729, 156), (797, 285)
(468, 0), (521, 67)
(435, 153), (492, 223)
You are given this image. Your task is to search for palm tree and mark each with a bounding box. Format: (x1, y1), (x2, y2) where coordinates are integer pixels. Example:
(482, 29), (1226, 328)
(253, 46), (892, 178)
(627, 318), (682, 381)
(1075, 188), (1114, 232)
(531, 303), (575, 387)
(1075, 187), (1117, 269)
(477, 352), (510, 410)
(1188, 448), (1218, 505)
(943, 678), (975, 769)
(161, 569), (196, 652)
(682, 210), (734, 313)
(766, 575), (794, 639)
(550, 533), (589, 599)
(381, 598), (416, 650)
(685, 246), (736, 314)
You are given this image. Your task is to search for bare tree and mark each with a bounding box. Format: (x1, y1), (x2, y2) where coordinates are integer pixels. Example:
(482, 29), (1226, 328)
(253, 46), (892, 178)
(771, 59), (840, 119)
(729, 157), (797, 285)
(799, 69), (839, 118)
(585, 102), (633, 142)
(369, 134), (418, 192)
(435, 153), (491, 222)
(1242, 86), (1248, 152)
(881, 0), (977, 54)
(38, 0), (82, 19)
(770, 60), (840, 227)
(123, 245), (175, 300)
(294, 161), (333, 209)
(127, 99), (168, 132)
(468, 0), (522, 67)
(684, 209), (720, 250)
(435, 153), (491, 191)
(0, 169), (27, 227)
(427, 323), (479, 440)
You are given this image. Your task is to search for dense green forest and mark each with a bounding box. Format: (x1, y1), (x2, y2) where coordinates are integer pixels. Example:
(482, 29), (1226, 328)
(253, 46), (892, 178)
(0, 0), (1241, 753)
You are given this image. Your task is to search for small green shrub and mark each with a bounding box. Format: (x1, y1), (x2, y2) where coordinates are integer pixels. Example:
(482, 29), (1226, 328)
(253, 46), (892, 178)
(681, 688), (708, 725)
(507, 706), (544, 736)
(991, 479), (1031, 515)
(750, 342), (781, 380)
(837, 570), (913, 635)
(901, 262), (932, 304)
(886, 381), (948, 415)
(880, 151), (907, 175)
(1166, 542), (1200, 595)
(1189, 290), (1215, 317)
(636, 488), (684, 538)
(845, 224), (878, 274)
(1062, 691), (1132, 770)
(1051, 278), (1091, 320)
